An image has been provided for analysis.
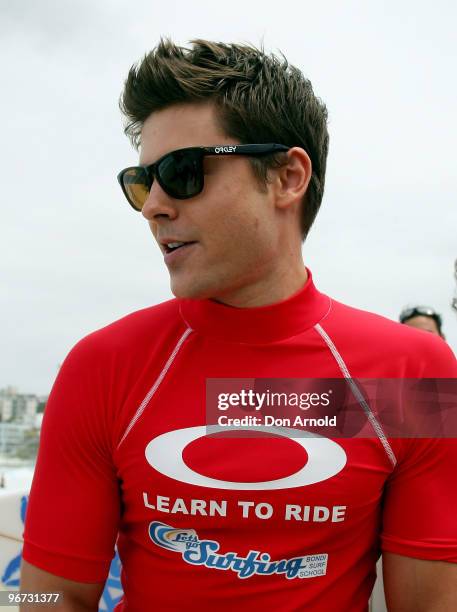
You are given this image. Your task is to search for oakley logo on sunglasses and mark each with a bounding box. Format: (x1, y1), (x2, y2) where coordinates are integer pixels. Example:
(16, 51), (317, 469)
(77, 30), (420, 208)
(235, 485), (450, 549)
(214, 146), (237, 154)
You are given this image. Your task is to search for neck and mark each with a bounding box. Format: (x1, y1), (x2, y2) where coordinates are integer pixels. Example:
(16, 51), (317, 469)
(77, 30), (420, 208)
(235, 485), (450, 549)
(213, 255), (308, 308)
(179, 267), (329, 344)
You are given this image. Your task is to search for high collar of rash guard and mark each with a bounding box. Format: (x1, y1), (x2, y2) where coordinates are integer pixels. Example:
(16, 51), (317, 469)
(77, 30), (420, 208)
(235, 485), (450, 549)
(178, 269), (331, 344)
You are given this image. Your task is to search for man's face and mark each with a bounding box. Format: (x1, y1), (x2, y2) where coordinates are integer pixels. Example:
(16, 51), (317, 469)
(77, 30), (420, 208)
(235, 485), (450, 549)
(403, 315), (441, 336)
(139, 103), (282, 303)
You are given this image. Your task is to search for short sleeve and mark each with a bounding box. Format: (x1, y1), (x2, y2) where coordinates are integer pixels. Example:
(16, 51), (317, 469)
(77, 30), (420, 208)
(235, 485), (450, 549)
(381, 437), (457, 562)
(381, 336), (457, 562)
(22, 334), (121, 582)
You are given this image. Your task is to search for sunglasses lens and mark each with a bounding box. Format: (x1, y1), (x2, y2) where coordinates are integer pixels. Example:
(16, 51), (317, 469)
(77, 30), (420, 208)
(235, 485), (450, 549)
(121, 167), (150, 211)
(400, 306), (440, 325)
(417, 307), (435, 316)
(157, 150), (202, 198)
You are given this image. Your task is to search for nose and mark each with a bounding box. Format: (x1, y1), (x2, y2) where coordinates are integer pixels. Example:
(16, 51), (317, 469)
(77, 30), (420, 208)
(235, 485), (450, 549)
(141, 181), (179, 222)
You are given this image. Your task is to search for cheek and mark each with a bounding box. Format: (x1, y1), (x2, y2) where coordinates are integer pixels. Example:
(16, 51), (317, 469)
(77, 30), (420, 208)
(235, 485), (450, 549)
(198, 167), (273, 256)
(216, 212), (271, 264)
(217, 207), (261, 247)
(148, 221), (157, 237)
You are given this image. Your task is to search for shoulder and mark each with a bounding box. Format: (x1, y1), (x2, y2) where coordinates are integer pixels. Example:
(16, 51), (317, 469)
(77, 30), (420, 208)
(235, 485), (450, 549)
(63, 298), (187, 368)
(89, 298), (184, 343)
(320, 299), (456, 377)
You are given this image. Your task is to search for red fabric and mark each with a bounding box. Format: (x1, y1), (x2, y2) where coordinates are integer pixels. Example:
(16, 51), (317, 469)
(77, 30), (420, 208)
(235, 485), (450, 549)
(22, 271), (457, 611)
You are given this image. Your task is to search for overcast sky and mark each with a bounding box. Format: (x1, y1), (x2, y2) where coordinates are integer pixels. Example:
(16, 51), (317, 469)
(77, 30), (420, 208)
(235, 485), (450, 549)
(1, 0), (456, 395)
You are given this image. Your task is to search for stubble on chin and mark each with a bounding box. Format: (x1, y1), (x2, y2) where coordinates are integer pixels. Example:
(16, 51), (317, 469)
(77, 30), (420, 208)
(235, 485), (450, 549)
(169, 273), (210, 300)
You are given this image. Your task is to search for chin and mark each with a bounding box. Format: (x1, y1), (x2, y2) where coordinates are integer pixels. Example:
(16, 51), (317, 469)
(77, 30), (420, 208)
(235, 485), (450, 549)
(170, 276), (215, 301)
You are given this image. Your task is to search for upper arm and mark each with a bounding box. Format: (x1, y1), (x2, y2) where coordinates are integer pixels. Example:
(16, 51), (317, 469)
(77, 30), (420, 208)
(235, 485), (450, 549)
(22, 336), (121, 582)
(380, 438), (457, 609)
(20, 559), (105, 611)
(381, 438), (457, 562)
(383, 552), (457, 612)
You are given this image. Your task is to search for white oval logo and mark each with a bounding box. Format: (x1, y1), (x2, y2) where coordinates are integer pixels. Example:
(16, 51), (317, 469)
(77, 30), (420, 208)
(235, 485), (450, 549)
(145, 426), (346, 490)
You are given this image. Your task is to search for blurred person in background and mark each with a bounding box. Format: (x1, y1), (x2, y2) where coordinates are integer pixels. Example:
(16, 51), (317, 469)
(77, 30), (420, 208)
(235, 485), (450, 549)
(400, 306), (445, 339)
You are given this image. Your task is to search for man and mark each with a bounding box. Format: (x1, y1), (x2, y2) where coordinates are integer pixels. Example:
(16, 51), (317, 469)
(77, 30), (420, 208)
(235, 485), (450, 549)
(400, 305), (445, 338)
(21, 40), (457, 611)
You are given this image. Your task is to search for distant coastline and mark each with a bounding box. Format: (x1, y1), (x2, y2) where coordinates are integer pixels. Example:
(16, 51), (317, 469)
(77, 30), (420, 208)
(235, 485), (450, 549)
(0, 458), (35, 468)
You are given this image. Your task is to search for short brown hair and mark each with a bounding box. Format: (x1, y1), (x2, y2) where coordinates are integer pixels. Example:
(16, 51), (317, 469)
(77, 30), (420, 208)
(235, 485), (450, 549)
(120, 39), (329, 239)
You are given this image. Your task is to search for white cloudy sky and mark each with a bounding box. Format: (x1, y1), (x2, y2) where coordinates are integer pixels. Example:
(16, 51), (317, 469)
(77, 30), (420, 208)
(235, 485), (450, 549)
(1, 0), (456, 395)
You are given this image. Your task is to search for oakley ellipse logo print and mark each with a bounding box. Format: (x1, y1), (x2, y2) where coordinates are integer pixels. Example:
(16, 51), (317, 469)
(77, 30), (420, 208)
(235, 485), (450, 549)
(145, 426), (347, 490)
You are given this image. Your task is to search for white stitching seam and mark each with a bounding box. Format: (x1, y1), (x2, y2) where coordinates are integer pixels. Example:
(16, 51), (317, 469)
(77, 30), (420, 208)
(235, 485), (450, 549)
(116, 328), (193, 451)
(314, 323), (397, 467)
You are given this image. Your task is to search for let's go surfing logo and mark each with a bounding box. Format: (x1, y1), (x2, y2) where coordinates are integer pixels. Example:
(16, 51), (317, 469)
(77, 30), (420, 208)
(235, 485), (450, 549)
(149, 521), (327, 579)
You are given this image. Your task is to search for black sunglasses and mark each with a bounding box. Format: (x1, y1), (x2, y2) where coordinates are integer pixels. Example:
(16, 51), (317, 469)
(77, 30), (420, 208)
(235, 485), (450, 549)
(117, 143), (290, 211)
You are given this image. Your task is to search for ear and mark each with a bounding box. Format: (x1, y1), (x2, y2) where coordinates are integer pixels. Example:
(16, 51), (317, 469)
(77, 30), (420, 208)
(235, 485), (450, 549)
(272, 147), (312, 210)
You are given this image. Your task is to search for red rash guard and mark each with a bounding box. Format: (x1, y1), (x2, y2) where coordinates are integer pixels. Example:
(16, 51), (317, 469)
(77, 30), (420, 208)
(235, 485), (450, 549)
(23, 271), (457, 611)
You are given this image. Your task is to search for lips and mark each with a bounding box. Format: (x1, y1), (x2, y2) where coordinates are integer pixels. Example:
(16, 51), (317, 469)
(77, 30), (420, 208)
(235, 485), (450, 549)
(164, 241), (196, 254)
(158, 238), (196, 254)
(163, 241), (198, 265)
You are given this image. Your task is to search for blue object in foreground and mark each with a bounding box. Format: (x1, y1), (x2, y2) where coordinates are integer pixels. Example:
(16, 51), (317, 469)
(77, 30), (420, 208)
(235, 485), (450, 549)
(99, 552), (123, 611)
(0, 494), (123, 612)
